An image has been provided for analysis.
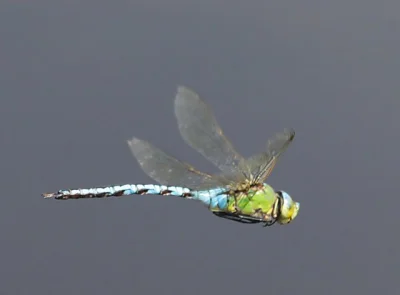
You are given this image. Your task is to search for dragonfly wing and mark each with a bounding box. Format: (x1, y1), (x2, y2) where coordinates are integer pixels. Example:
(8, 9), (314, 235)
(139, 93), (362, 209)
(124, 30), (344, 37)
(127, 137), (229, 189)
(174, 86), (247, 179)
(245, 128), (295, 184)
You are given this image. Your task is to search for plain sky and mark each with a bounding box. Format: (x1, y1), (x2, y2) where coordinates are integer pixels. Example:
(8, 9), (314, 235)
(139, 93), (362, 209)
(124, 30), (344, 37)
(1, 1), (400, 294)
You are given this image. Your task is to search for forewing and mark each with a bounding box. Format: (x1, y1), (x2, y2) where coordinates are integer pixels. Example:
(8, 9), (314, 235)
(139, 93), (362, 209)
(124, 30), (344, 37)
(174, 86), (247, 179)
(127, 137), (229, 189)
(245, 128), (295, 184)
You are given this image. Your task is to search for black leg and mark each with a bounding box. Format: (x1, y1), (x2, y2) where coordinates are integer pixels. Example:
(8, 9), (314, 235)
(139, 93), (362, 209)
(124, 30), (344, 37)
(212, 212), (263, 224)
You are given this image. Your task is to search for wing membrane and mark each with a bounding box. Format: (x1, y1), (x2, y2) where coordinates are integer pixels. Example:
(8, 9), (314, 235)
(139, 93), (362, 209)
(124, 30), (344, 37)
(130, 87), (294, 191)
(174, 86), (246, 179)
(128, 137), (230, 189)
(244, 128), (295, 184)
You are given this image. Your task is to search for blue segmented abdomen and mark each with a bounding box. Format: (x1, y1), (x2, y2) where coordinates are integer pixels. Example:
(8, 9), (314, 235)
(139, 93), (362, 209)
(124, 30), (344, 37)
(42, 183), (230, 210)
(192, 188), (229, 210)
(41, 184), (192, 200)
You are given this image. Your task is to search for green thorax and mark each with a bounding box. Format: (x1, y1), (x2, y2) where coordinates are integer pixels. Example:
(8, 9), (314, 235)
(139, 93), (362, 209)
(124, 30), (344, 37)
(226, 183), (277, 218)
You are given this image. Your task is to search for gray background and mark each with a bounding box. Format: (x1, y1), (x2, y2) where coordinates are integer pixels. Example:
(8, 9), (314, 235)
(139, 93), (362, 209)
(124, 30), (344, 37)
(1, 1), (399, 294)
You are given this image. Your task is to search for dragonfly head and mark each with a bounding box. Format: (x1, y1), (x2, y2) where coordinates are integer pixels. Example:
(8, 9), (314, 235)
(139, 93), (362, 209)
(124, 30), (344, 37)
(276, 190), (300, 225)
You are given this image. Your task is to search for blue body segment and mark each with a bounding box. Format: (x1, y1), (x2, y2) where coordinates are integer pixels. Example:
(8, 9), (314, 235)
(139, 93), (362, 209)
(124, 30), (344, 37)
(42, 184), (230, 211)
(43, 184), (190, 199)
(192, 188), (228, 210)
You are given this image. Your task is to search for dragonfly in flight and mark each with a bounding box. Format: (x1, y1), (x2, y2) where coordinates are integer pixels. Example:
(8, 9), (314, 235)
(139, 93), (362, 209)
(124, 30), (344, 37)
(42, 86), (300, 226)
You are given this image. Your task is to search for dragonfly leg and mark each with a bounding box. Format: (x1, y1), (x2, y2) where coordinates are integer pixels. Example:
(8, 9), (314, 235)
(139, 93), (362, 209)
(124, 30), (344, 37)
(263, 218), (277, 227)
(212, 212), (263, 224)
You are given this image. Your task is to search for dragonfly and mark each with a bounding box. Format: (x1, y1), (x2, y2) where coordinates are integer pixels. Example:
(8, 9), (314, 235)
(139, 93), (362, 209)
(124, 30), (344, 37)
(42, 86), (300, 226)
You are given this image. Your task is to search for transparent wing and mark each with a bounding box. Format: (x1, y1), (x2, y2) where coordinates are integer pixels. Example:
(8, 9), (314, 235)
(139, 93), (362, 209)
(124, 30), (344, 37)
(174, 86), (247, 179)
(244, 128), (295, 184)
(127, 137), (231, 190)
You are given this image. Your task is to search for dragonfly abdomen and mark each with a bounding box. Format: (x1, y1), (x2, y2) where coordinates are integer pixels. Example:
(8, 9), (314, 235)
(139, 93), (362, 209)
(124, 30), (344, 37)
(42, 183), (229, 210)
(42, 184), (192, 200)
(192, 188), (229, 210)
